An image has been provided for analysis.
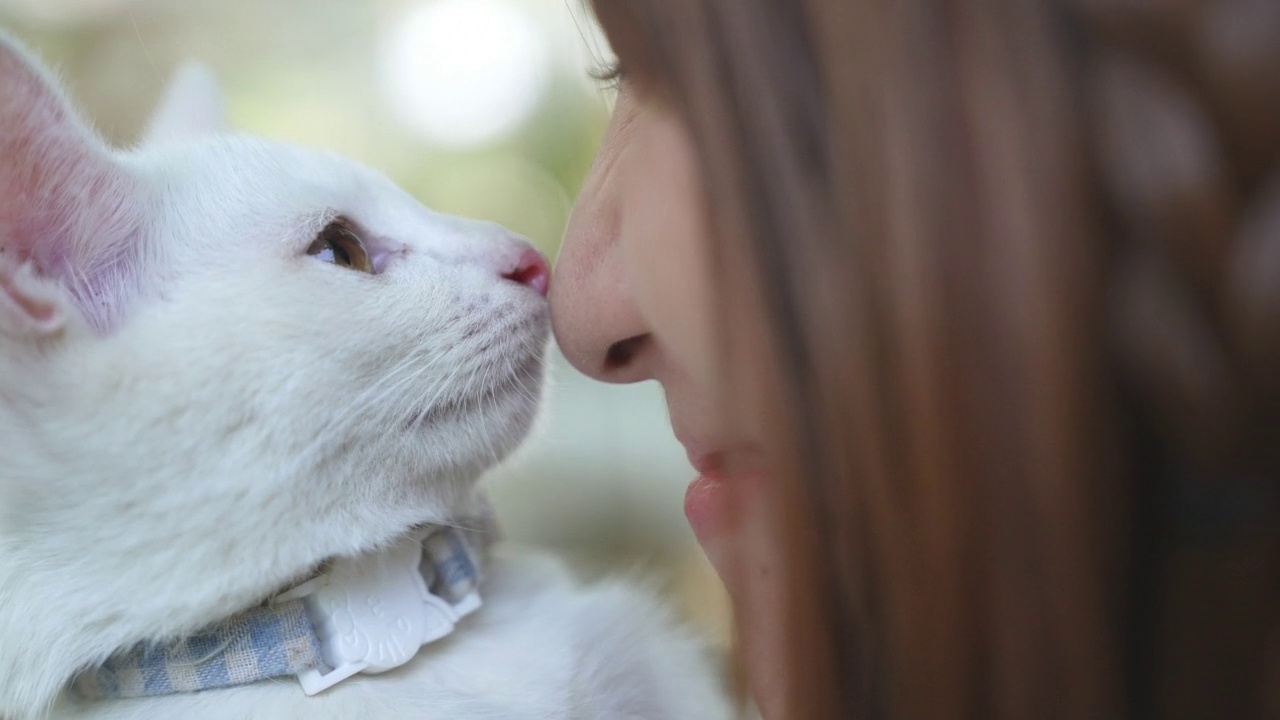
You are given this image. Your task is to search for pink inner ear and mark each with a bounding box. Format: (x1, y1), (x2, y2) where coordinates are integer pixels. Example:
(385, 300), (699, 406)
(0, 271), (55, 323)
(15, 292), (56, 325)
(0, 35), (143, 333)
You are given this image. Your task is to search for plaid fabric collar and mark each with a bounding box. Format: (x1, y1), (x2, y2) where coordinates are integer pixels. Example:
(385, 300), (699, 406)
(72, 519), (494, 701)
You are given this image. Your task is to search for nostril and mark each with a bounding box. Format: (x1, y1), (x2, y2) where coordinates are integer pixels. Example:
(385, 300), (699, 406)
(604, 334), (649, 372)
(502, 247), (551, 297)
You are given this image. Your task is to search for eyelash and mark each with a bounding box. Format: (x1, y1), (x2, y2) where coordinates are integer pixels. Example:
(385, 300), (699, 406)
(589, 61), (626, 89)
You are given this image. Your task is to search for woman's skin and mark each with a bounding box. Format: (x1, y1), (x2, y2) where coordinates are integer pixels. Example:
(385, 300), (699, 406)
(552, 87), (728, 541)
(551, 85), (788, 716)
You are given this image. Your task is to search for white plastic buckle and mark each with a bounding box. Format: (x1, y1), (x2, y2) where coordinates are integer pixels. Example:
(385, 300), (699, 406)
(279, 528), (483, 696)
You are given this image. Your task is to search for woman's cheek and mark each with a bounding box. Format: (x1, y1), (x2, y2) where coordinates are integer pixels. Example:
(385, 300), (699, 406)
(618, 107), (718, 388)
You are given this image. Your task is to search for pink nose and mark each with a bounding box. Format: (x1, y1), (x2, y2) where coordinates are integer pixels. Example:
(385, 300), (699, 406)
(502, 246), (551, 297)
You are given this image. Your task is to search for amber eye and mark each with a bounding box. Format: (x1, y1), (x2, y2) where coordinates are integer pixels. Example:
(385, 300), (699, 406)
(307, 222), (372, 273)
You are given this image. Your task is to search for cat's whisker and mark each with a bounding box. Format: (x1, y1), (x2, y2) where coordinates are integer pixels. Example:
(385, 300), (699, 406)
(324, 355), (446, 432)
(283, 345), (451, 476)
(405, 355), (471, 420)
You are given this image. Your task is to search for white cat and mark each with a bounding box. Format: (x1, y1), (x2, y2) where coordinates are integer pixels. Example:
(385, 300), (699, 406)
(0, 32), (730, 720)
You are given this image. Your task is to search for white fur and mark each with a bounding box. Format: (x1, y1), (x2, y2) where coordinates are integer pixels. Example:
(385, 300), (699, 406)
(0, 32), (730, 720)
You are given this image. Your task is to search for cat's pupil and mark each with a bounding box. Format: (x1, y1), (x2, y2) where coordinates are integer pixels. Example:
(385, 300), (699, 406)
(331, 243), (351, 266)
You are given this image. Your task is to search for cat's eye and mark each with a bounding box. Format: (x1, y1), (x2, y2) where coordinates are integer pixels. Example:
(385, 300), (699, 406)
(307, 222), (372, 273)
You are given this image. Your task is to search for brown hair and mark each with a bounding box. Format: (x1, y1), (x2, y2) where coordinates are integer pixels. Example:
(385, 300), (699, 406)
(591, 0), (1280, 717)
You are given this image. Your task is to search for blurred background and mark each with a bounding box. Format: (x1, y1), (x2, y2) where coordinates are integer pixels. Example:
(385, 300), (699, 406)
(0, 0), (728, 645)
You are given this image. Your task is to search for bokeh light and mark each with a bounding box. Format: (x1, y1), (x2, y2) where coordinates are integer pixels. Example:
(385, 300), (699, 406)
(379, 0), (550, 149)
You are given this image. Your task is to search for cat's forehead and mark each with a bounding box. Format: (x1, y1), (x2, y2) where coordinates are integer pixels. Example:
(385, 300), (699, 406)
(141, 136), (386, 205)
(127, 133), (504, 273)
(134, 135), (433, 237)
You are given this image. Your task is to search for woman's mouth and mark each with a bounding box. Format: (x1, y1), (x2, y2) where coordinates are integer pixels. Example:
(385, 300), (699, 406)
(681, 444), (734, 543)
(684, 445), (725, 475)
(684, 471), (729, 540)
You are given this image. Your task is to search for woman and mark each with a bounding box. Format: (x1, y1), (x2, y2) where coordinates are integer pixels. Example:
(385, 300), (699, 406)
(551, 0), (1280, 718)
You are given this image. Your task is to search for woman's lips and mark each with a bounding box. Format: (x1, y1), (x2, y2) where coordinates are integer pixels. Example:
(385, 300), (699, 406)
(684, 469), (731, 543)
(681, 443), (733, 543)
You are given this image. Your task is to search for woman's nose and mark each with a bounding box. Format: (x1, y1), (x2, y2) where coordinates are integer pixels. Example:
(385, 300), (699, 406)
(551, 198), (653, 384)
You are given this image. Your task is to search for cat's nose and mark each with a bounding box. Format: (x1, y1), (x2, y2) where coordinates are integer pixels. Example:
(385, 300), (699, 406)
(501, 243), (551, 297)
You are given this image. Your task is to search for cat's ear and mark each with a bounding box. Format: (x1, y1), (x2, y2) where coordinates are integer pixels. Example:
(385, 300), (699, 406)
(0, 33), (140, 337)
(141, 62), (226, 144)
(0, 259), (67, 337)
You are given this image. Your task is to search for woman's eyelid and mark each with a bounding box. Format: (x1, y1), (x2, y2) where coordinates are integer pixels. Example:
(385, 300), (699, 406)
(589, 60), (626, 88)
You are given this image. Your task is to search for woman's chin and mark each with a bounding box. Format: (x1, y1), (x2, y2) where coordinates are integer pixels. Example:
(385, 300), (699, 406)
(686, 467), (788, 719)
(686, 467), (753, 592)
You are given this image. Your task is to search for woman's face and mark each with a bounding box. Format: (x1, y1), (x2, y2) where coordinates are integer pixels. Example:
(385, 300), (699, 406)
(552, 85), (789, 715)
(552, 85), (731, 546)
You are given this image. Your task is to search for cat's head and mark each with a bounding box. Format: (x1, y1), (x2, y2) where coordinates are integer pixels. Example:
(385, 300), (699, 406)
(0, 32), (549, 716)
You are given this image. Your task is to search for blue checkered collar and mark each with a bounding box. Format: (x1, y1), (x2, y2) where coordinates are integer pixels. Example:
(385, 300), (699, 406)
(72, 519), (493, 701)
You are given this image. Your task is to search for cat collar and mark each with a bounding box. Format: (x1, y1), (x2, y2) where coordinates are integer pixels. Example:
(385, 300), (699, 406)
(72, 521), (490, 700)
